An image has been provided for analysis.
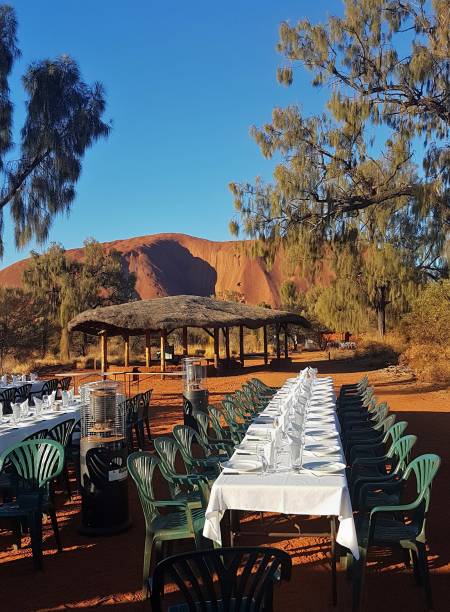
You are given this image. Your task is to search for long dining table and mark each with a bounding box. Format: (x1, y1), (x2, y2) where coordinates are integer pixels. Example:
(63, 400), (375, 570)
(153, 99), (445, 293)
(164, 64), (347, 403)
(203, 368), (358, 603)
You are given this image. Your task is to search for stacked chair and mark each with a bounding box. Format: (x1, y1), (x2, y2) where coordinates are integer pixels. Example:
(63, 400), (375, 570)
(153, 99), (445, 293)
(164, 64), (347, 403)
(339, 376), (441, 612)
(128, 377), (277, 601)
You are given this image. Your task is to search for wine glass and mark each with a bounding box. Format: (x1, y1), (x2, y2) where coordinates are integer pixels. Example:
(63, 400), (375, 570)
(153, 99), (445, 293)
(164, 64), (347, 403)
(42, 394), (49, 410)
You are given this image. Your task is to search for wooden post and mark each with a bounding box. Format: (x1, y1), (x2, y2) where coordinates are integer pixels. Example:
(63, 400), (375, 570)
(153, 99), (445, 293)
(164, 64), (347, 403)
(124, 335), (130, 367)
(145, 331), (151, 367)
(224, 328), (230, 367)
(213, 328), (220, 369)
(239, 325), (245, 367)
(276, 324), (281, 360)
(263, 326), (268, 365)
(182, 326), (188, 356)
(284, 324), (289, 359)
(100, 333), (108, 374)
(160, 329), (167, 373)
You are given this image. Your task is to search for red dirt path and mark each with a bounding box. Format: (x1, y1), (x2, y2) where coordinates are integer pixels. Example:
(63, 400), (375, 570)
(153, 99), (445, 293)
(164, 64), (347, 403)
(0, 352), (449, 611)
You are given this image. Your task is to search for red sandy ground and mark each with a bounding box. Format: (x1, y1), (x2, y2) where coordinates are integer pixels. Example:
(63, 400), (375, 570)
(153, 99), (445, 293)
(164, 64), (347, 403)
(0, 351), (449, 611)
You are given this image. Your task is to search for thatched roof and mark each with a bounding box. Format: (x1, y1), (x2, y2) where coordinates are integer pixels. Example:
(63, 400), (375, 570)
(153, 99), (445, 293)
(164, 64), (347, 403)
(68, 295), (310, 336)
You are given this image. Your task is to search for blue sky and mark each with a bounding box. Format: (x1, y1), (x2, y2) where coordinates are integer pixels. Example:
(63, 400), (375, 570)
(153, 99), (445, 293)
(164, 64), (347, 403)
(1, 1), (340, 268)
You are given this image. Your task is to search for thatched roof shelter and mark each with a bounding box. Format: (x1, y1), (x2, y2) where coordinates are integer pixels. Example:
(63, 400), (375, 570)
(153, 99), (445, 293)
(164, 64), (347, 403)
(68, 295), (310, 336)
(68, 295), (310, 372)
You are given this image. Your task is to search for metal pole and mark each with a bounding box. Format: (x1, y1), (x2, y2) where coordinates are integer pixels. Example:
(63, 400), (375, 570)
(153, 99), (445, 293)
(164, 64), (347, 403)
(239, 325), (245, 367)
(225, 328), (231, 367)
(284, 324), (289, 359)
(160, 329), (166, 373)
(100, 333), (108, 375)
(276, 324), (281, 360)
(145, 330), (151, 367)
(182, 326), (188, 356)
(124, 335), (130, 367)
(213, 328), (220, 369)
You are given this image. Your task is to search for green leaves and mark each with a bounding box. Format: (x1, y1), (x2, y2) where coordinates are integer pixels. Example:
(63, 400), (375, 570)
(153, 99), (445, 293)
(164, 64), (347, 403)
(0, 7), (110, 256)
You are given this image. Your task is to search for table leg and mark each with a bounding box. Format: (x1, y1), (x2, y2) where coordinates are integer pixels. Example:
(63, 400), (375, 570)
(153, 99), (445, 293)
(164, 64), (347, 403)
(330, 516), (337, 606)
(230, 510), (240, 546)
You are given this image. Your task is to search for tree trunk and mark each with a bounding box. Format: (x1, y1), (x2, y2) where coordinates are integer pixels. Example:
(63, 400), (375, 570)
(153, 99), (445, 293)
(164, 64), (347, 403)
(375, 285), (388, 338)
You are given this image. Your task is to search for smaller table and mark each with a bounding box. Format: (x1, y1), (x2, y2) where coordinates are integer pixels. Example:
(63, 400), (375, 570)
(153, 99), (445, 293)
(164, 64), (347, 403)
(0, 406), (80, 455)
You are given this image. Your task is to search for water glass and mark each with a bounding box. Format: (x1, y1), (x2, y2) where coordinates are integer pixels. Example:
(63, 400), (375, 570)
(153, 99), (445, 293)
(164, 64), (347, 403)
(42, 394), (49, 410)
(256, 444), (268, 477)
(12, 404), (20, 424)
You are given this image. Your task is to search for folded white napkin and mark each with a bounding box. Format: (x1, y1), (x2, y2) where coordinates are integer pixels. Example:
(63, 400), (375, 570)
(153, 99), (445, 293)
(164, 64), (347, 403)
(21, 373), (27, 382)
(1, 375), (7, 385)
(49, 390), (57, 404)
(34, 397), (43, 409)
(20, 398), (29, 415)
(12, 375), (18, 384)
(68, 388), (74, 399)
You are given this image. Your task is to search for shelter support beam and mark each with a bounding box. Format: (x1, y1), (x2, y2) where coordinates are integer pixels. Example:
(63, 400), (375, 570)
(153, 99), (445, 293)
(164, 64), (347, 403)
(263, 326), (268, 365)
(276, 324), (281, 360)
(160, 329), (167, 373)
(239, 325), (245, 367)
(213, 328), (220, 369)
(284, 324), (289, 359)
(145, 331), (151, 367)
(224, 328), (230, 366)
(182, 326), (188, 356)
(124, 335), (130, 367)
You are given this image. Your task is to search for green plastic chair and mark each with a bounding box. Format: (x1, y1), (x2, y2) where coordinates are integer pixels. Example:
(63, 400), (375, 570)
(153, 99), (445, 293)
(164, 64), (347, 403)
(221, 400), (247, 444)
(0, 439), (65, 569)
(194, 411), (234, 458)
(350, 434), (417, 508)
(342, 402), (389, 435)
(208, 405), (233, 443)
(127, 452), (206, 598)
(352, 454), (441, 612)
(348, 420), (408, 464)
(339, 375), (369, 397)
(172, 425), (224, 479)
(344, 413), (396, 457)
(153, 436), (209, 508)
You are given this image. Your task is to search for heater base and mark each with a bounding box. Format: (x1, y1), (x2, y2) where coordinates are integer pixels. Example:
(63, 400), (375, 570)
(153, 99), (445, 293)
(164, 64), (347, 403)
(78, 518), (132, 537)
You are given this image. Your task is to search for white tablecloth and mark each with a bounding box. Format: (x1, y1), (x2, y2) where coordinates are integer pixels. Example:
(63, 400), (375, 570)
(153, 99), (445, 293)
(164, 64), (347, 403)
(0, 407), (80, 455)
(203, 372), (359, 558)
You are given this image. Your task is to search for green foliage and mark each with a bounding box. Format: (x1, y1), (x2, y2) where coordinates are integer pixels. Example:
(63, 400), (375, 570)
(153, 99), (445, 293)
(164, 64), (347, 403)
(404, 280), (450, 348)
(230, 0), (449, 336)
(23, 240), (136, 359)
(0, 6), (109, 256)
(279, 280), (299, 310)
(0, 287), (42, 368)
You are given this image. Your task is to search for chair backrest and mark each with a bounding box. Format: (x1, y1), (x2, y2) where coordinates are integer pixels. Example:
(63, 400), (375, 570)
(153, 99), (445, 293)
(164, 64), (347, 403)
(48, 418), (75, 447)
(173, 425), (209, 467)
(371, 403), (389, 423)
(23, 428), (48, 442)
(208, 406), (228, 440)
(194, 412), (210, 444)
(127, 451), (159, 525)
(0, 387), (16, 411)
(15, 384), (31, 403)
(150, 546), (292, 612)
(0, 439), (64, 493)
(59, 376), (72, 391)
(383, 420), (408, 446)
(404, 453), (441, 512)
(154, 436), (185, 479)
(374, 413), (396, 433)
(387, 434), (417, 474)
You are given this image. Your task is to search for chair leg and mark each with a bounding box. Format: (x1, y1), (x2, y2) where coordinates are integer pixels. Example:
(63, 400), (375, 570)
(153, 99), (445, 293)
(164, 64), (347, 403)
(352, 546), (367, 612)
(142, 532), (155, 599)
(145, 417), (151, 441)
(411, 549), (422, 584)
(29, 512), (43, 570)
(417, 543), (434, 610)
(64, 463), (72, 499)
(48, 506), (62, 553)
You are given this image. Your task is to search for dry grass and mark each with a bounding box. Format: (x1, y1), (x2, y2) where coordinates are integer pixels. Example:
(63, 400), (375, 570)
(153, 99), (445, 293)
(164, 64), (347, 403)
(402, 344), (450, 383)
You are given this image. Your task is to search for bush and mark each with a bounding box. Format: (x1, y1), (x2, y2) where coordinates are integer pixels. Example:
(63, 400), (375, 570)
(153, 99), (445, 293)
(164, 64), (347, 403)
(355, 332), (405, 367)
(402, 280), (450, 383)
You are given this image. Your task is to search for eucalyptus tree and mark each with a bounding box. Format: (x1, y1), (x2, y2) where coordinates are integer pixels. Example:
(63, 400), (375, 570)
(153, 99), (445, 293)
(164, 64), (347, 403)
(0, 5), (109, 256)
(230, 0), (449, 335)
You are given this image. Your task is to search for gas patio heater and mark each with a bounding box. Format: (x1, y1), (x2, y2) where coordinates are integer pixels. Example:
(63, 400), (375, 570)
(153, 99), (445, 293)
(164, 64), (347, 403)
(182, 357), (208, 432)
(79, 380), (130, 535)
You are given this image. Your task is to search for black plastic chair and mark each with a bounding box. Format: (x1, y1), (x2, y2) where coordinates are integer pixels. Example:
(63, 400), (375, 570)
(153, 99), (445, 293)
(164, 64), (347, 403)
(150, 546), (292, 612)
(0, 387), (17, 414)
(125, 395), (145, 451)
(48, 419), (75, 498)
(29, 378), (59, 403)
(15, 384), (32, 404)
(140, 388), (153, 441)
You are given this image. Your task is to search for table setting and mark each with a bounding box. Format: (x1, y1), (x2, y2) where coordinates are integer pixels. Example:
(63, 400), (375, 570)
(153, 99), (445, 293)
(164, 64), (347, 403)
(203, 367), (358, 559)
(0, 389), (81, 454)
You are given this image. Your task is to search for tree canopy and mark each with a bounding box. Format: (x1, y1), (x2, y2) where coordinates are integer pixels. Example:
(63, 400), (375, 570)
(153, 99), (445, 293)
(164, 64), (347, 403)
(230, 0), (449, 336)
(0, 5), (109, 256)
